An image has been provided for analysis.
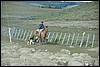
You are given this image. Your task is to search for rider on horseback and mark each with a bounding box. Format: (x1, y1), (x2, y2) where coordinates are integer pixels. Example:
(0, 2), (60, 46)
(36, 21), (45, 35)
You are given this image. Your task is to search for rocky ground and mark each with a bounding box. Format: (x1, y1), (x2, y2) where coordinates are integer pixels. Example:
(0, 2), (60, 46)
(1, 40), (99, 66)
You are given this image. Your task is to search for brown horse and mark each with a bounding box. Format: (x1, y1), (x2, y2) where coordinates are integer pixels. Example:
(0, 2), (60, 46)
(33, 26), (48, 44)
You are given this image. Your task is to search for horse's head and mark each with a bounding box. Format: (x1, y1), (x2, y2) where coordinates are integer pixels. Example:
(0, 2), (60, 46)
(45, 26), (48, 33)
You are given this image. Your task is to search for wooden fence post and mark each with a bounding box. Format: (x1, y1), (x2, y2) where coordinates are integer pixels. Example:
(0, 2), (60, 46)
(66, 33), (70, 45)
(54, 32), (58, 43)
(25, 30), (30, 40)
(14, 28), (17, 38)
(61, 33), (66, 45)
(19, 29), (23, 39)
(28, 31), (33, 39)
(15, 29), (19, 38)
(71, 33), (75, 45)
(22, 30), (27, 40)
(85, 34), (89, 48)
(12, 27), (15, 37)
(79, 32), (85, 47)
(8, 27), (12, 42)
(17, 29), (21, 39)
(50, 32), (55, 42)
(75, 33), (79, 46)
(58, 33), (62, 44)
(47, 32), (51, 42)
(91, 34), (95, 48)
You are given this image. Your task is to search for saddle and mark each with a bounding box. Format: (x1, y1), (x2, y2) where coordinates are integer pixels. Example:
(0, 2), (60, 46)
(36, 29), (45, 36)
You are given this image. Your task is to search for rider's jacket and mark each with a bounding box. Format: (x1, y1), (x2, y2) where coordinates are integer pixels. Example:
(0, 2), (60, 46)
(38, 23), (45, 29)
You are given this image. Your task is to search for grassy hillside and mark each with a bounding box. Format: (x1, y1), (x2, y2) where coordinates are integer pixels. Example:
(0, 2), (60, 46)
(1, 1), (99, 32)
(60, 1), (99, 20)
(1, 1), (99, 31)
(1, 1), (99, 49)
(1, 1), (60, 19)
(1, 1), (99, 21)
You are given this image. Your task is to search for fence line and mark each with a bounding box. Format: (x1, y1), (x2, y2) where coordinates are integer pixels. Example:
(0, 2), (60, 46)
(25, 30), (30, 40)
(19, 29), (23, 39)
(75, 33), (79, 46)
(8, 28), (12, 42)
(50, 32), (55, 42)
(58, 33), (62, 43)
(79, 32), (85, 47)
(47, 32), (51, 42)
(85, 34), (89, 48)
(61, 33), (66, 45)
(29, 31), (33, 39)
(66, 33), (70, 45)
(17, 29), (21, 39)
(14, 29), (17, 38)
(54, 32), (58, 43)
(71, 33), (75, 45)
(22, 30), (27, 40)
(1, 27), (98, 48)
(91, 34), (95, 48)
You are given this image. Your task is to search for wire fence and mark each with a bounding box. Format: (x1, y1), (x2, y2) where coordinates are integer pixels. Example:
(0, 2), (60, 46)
(1, 27), (99, 48)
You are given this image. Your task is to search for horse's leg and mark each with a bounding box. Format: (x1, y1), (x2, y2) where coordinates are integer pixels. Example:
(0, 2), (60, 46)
(41, 37), (43, 45)
(41, 36), (45, 45)
(44, 37), (47, 44)
(39, 32), (41, 44)
(38, 36), (41, 44)
(44, 37), (46, 44)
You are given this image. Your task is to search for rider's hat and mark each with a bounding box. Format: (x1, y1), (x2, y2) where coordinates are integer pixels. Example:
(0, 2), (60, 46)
(41, 21), (43, 23)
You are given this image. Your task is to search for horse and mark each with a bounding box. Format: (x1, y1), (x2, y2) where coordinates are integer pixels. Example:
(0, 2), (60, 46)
(33, 26), (48, 45)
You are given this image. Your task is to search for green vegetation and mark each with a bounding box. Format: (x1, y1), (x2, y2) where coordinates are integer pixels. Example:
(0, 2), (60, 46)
(1, 1), (99, 59)
(61, 1), (99, 20)
(1, 1), (99, 21)
(1, 1), (99, 48)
